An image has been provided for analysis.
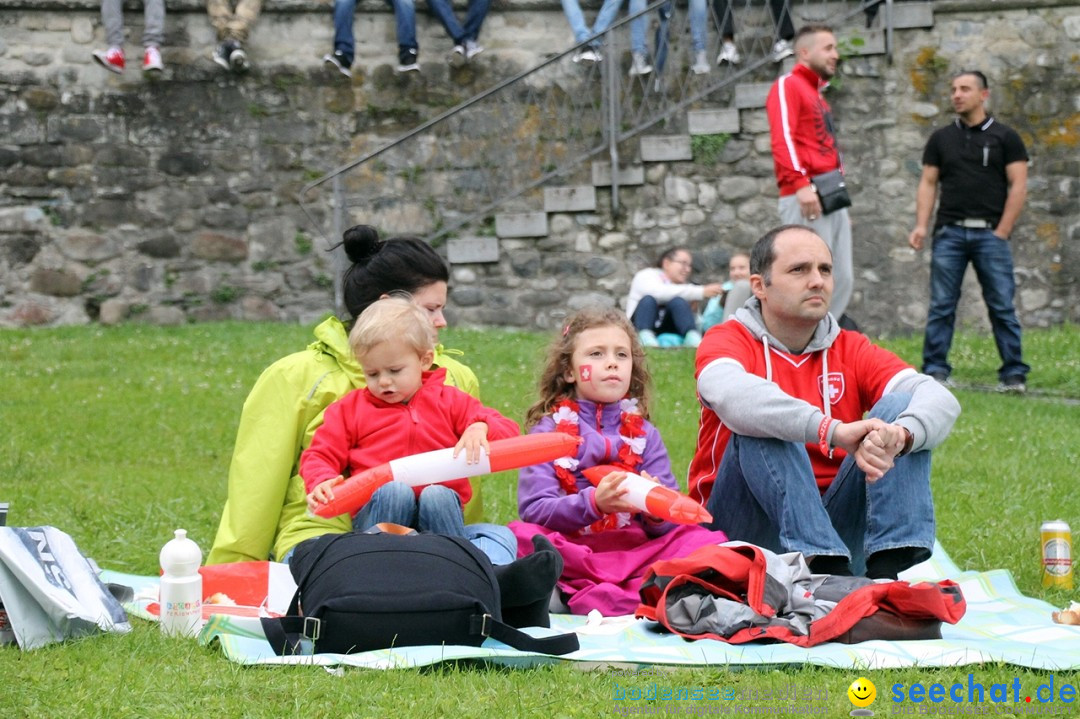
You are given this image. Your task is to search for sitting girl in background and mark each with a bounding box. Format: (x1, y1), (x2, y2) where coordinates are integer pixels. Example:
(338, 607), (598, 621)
(510, 306), (727, 616)
(301, 297), (520, 542)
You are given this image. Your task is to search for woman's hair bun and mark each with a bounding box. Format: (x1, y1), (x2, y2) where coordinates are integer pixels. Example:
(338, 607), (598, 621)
(341, 225), (381, 264)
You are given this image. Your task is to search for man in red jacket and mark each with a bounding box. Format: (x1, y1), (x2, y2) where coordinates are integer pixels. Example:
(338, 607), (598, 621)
(765, 24), (852, 321)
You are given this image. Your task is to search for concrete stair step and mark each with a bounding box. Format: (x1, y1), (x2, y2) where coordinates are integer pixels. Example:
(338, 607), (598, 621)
(543, 185), (597, 213)
(640, 135), (692, 162)
(591, 161), (645, 187)
(890, 2), (934, 29)
(447, 236), (499, 264)
(494, 211), (547, 238)
(734, 82), (771, 109)
(688, 108), (740, 135)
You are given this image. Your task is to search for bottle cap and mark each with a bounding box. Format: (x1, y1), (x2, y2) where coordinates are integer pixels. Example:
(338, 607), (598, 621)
(159, 528), (202, 576)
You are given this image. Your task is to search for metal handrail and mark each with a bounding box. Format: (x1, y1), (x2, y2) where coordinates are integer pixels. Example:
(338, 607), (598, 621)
(299, 0), (891, 287)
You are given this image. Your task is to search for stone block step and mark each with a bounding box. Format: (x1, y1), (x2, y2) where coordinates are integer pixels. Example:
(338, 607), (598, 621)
(495, 211), (547, 238)
(592, 162), (645, 187)
(688, 108), (740, 135)
(640, 135), (692, 162)
(844, 30), (886, 56)
(543, 185), (597, 213)
(890, 2), (934, 29)
(447, 236), (499, 264)
(734, 82), (771, 109)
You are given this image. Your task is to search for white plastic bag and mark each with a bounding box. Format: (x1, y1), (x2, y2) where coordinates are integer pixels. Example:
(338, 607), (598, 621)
(0, 526), (130, 650)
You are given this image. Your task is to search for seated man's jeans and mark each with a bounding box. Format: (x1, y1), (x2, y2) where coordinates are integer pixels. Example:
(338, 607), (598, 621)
(704, 393), (934, 576)
(427, 0), (490, 46)
(922, 225), (1029, 382)
(631, 295), (697, 336)
(562, 0), (648, 55)
(333, 0), (419, 64)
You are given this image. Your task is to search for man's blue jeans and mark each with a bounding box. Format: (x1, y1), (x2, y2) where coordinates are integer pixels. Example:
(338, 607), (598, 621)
(561, 0), (648, 55)
(923, 225), (1029, 382)
(704, 393), (935, 575)
(355, 482), (516, 564)
(631, 296), (697, 336)
(428, 0), (490, 46)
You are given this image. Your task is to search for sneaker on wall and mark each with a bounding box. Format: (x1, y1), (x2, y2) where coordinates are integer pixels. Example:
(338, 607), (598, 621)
(397, 48), (420, 73)
(323, 51), (352, 78)
(92, 46), (125, 74)
(143, 46), (164, 74)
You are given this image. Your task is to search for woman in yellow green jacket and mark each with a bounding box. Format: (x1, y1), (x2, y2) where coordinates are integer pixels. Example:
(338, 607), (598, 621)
(207, 226), (501, 564)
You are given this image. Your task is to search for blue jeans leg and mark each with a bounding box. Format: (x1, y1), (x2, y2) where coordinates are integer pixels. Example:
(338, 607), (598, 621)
(591, 0), (626, 44)
(387, 0), (418, 52)
(662, 297), (697, 336)
(969, 229), (1029, 381)
(631, 295), (661, 332)
(561, 0), (592, 44)
(465, 523), (516, 565)
(417, 485), (467, 537)
(628, 0), (647, 56)
(923, 225), (968, 378)
(705, 393), (935, 576)
(461, 0), (490, 42)
(688, 0), (707, 52)
(332, 0), (358, 63)
(820, 393), (935, 575)
(705, 434), (849, 558)
(427, 0), (466, 44)
(353, 481), (417, 530)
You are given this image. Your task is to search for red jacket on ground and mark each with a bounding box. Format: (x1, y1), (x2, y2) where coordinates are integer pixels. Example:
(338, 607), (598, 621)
(766, 63), (843, 196)
(300, 367), (520, 506)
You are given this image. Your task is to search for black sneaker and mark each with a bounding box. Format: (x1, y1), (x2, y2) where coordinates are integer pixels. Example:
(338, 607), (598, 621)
(212, 41), (235, 71)
(397, 48), (419, 73)
(228, 43), (249, 73)
(996, 375), (1027, 394)
(323, 50), (352, 78)
(927, 371), (954, 388)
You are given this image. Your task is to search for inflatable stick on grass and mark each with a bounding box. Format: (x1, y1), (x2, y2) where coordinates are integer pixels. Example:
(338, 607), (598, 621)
(581, 465), (713, 525)
(311, 433), (582, 518)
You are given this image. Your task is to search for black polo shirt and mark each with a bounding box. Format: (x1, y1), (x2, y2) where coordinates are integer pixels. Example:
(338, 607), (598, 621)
(922, 116), (1028, 230)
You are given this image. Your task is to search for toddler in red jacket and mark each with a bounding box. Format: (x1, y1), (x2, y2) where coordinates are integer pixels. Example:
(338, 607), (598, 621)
(301, 296), (519, 536)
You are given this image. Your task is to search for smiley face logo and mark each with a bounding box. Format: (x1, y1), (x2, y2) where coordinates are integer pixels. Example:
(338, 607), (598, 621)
(847, 677), (877, 708)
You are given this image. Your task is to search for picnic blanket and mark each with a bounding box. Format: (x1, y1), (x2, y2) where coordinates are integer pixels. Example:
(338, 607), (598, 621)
(99, 542), (1080, 671)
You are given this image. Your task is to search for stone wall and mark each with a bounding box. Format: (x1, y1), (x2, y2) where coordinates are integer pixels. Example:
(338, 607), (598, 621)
(1, 0), (1078, 333)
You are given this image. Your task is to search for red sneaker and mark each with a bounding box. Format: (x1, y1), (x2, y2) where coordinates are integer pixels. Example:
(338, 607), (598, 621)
(92, 47), (125, 74)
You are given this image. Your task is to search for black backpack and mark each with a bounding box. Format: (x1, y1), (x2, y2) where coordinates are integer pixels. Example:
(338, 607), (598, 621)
(262, 532), (579, 656)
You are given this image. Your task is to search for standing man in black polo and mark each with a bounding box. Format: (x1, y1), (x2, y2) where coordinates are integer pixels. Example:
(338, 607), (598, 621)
(908, 70), (1030, 393)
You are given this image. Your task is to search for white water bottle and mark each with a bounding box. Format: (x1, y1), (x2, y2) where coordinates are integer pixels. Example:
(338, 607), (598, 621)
(159, 529), (203, 637)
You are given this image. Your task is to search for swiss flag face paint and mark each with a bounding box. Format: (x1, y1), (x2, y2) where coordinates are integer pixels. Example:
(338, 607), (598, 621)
(579, 364), (592, 382)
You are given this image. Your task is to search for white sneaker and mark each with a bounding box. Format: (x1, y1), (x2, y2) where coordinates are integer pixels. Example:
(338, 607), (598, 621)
(638, 329), (659, 348)
(449, 44), (467, 67)
(683, 330), (703, 348)
(629, 52), (652, 76)
(142, 45), (164, 73)
(572, 48), (602, 63)
(691, 50), (709, 75)
(771, 39), (793, 62)
(464, 39), (484, 60)
(716, 40), (741, 65)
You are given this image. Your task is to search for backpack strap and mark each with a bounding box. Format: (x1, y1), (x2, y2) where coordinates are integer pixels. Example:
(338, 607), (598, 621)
(261, 614), (321, 656)
(469, 613), (579, 656)
(262, 534), (347, 656)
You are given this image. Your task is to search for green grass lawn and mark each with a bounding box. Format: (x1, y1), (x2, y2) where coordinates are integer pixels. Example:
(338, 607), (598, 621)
(1, 321), (1078, 718)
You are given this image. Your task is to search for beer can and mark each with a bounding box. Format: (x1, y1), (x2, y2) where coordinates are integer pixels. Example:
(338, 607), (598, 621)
(1041, 520), (1073, 589)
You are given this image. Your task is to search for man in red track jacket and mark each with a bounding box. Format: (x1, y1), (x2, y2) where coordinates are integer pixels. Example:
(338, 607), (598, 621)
(765, 24), (853, 321)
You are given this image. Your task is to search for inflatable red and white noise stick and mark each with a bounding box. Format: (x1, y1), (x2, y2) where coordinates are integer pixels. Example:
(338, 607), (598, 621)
(581, 465), (713, 525)
(312, 432), (582, 518)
